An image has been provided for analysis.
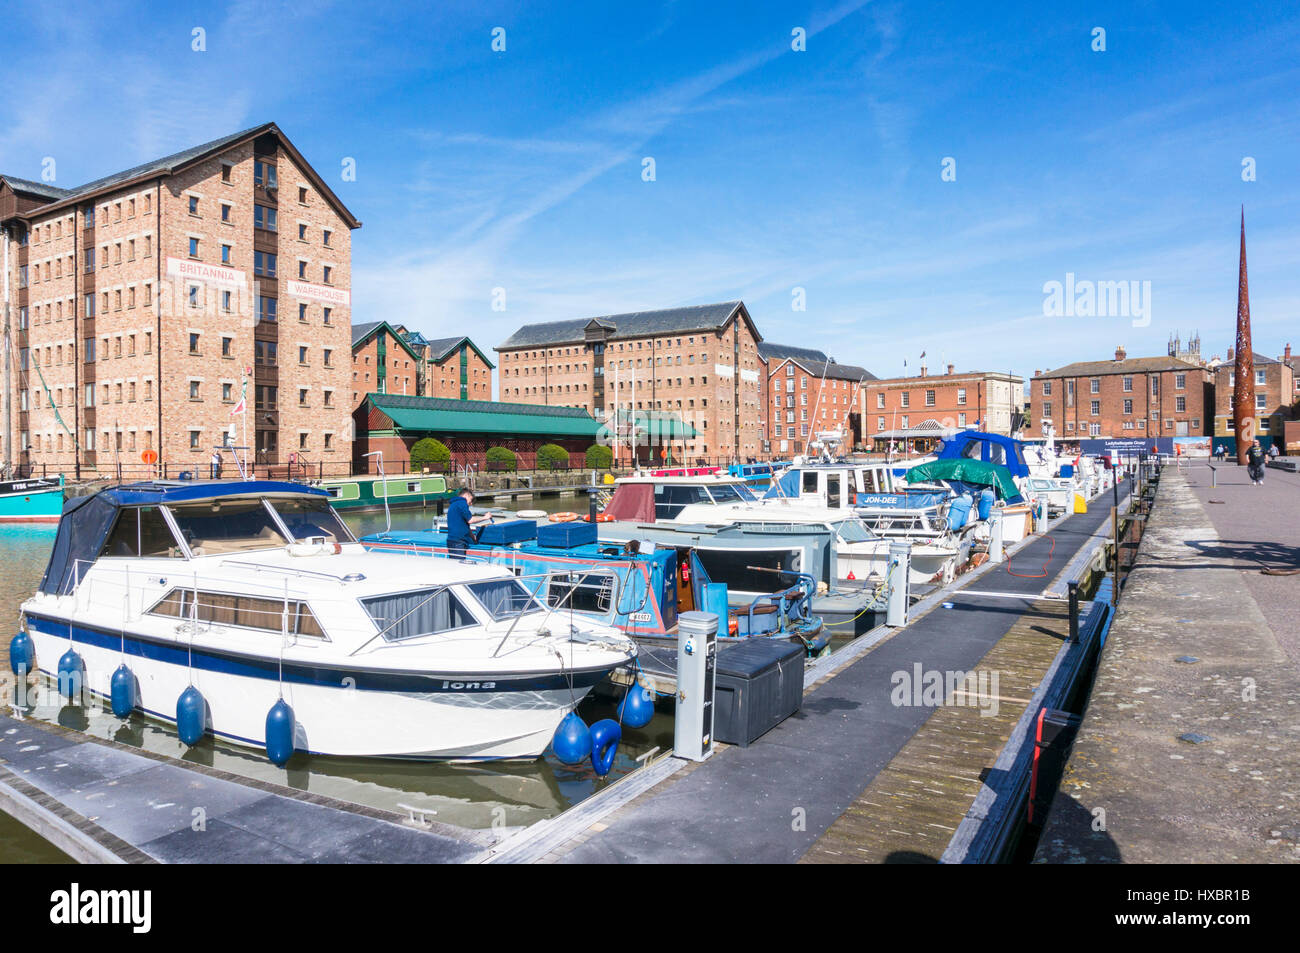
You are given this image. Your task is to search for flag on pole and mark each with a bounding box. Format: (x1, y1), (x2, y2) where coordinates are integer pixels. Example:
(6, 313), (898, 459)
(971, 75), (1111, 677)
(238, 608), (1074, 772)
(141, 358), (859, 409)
(231, 378), (247, 416)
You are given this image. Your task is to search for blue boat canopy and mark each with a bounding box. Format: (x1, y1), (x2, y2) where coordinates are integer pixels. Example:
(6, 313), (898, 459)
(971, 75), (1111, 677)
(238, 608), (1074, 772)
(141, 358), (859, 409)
(38, 481), (327, 596)
(934, 431), (1030, 480)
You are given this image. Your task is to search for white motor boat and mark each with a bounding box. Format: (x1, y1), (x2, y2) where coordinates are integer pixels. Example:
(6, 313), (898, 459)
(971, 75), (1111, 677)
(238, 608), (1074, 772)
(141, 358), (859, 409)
(18, 480), (635, 760)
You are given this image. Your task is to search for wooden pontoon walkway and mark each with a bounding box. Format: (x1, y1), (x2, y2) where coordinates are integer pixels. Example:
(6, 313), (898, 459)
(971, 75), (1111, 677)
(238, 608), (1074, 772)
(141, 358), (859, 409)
(522, 483), (1128, 864)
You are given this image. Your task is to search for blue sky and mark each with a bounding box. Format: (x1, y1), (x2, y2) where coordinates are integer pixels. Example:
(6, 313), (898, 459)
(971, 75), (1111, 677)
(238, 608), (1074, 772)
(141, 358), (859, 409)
(3, 0), (1298, 386)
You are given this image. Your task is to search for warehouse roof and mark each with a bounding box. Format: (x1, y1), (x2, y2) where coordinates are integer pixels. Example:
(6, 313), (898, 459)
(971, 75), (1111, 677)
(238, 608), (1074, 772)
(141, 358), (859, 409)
(2, 123), (360, 228)
(1037, 356), (1204, 378)
(351, 321), (422, 363)
(364, 393), (603, 439)
(758, 341), (829, 364)
(772, 355), (875, 382)
(497, 301), (759, 350)
(423, 335), (496, 369)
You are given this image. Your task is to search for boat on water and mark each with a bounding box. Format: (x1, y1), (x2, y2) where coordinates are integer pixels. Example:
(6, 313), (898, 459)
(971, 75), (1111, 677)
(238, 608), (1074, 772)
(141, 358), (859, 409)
(603, 470), (958, 587)
(360, 516), (831, 653)
(726, 460), (789, 488)
(0, 475), (64, 523)
(16, 480), (635, 760)
(312, 472), (453, 512)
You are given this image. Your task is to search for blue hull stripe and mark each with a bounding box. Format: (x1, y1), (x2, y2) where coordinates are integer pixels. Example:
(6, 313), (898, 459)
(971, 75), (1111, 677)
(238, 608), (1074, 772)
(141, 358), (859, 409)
(26, 615), (612, 694)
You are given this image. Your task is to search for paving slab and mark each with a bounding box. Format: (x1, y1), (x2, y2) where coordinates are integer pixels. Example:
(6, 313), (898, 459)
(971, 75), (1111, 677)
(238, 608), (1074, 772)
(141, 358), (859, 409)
(1034, 467), (1300, 864)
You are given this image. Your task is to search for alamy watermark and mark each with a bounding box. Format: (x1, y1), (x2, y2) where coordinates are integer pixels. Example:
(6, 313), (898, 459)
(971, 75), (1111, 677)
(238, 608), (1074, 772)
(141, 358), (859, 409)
(1043, 273), (1151, 328)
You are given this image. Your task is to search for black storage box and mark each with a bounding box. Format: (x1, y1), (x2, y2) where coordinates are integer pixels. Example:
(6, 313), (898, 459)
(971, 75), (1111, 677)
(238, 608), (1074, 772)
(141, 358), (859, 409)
(712, 638), (804, 747)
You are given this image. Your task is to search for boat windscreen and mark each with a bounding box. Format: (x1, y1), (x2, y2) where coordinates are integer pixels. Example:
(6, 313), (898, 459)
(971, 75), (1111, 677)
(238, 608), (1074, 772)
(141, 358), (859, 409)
(466, 578), (543, 620)
(706, 483), (757, 504)
(168, 499), (289, 555)
(268, 497), (355, 543)
(833, 519), (876, 542)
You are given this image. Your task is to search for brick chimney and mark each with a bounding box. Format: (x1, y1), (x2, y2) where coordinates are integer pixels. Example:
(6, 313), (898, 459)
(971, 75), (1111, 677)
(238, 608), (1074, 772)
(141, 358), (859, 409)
(946, 363), (955, 375)
(1114, 345), (1126, 361)
(920, 364), (927, 377)
(1285, 343), (1292, 361)
(1034, 369), (1042, 377)
(1227, 346), (1235, 362)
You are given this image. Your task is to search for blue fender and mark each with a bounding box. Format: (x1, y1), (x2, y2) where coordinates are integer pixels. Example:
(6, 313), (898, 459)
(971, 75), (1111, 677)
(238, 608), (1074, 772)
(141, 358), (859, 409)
(552, 711), (591, 765)
(176, 685), (207, 747)
(265, 698), (296, 767)
(617, 681), (655, 729)
(56, 649), (83, 702)
(110, 663), (137, 718)
(589, 719), (622, 777)
(8, 632), (34, 675)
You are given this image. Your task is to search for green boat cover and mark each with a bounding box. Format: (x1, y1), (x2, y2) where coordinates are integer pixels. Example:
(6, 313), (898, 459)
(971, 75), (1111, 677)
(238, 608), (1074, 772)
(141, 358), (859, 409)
(904, 458), (1021, 500)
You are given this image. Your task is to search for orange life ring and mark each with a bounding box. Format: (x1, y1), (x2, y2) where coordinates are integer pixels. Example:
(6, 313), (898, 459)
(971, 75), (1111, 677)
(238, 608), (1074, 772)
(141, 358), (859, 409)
(595, 513), (614, 523)
(548, 512), (578, 523)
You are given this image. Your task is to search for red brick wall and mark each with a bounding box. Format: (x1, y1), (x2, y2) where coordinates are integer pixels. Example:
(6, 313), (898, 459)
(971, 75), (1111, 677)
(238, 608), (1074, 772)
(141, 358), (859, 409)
(1030, 366), (1212, 439)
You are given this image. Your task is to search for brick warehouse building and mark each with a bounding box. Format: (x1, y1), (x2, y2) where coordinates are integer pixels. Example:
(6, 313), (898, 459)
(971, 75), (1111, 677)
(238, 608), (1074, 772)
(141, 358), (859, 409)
(351, 320), (421, 409)
(0, 123), (357, 478)
(862, 364), (1023, 443)
(496, 301), (765, 462)
(767, 354), (873, 453)
(400, 332), (494, 401)
(1212, 347), (1295, 451)
(1029, 346), (1212, 440)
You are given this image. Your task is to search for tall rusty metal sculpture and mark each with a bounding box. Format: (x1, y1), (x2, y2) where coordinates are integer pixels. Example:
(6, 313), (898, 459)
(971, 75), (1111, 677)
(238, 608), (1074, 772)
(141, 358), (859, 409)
(1233, 208), (1255, 464)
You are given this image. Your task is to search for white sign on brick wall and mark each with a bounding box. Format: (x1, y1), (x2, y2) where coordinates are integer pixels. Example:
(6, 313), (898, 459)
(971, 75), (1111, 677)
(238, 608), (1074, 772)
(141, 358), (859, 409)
(287, 279), (350, 307)
(166, 257), (246, 287)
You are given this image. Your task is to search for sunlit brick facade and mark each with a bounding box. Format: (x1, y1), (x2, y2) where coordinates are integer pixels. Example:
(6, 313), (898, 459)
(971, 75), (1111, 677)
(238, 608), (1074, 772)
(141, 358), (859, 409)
(1, 123), (359, 477)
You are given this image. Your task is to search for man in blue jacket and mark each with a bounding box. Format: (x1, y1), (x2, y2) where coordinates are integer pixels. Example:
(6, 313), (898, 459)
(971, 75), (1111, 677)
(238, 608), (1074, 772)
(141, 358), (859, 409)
(446, 488), (488, 560)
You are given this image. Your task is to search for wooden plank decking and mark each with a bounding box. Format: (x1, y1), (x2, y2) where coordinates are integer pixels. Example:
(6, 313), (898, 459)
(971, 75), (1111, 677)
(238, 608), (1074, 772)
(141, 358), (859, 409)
(801, 600), (1070, 863)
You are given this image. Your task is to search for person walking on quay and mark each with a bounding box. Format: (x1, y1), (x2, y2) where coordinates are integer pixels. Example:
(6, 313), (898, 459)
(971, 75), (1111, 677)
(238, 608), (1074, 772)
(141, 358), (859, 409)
(446, 488), (489, 560)
(1246, 439), (1266, 485)
(1268, 442), (1280, 460)
(210, 449), (222, 480)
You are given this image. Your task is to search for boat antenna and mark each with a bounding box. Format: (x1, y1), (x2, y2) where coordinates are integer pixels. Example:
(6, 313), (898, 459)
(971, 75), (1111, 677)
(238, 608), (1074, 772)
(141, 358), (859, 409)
(363, 450), (390, 534)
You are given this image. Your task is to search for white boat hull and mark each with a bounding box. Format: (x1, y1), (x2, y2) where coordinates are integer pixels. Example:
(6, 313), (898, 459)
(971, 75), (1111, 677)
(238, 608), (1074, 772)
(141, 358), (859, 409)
(26, 622), (606, 760)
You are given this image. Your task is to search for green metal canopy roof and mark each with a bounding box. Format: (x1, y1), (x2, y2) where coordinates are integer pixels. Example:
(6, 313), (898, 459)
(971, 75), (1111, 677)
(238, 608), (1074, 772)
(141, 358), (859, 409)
(366, 393), (602, 438)
(608, 410), (697, 439)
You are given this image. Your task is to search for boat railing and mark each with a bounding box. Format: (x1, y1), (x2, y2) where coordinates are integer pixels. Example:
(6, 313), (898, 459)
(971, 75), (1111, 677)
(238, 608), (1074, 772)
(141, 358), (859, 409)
(490, 567), (627, 658)
(65, 558), (319, 625)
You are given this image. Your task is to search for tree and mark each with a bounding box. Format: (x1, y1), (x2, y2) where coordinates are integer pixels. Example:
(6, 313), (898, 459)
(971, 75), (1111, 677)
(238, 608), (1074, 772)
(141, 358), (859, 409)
(585, 443), (613, 469)
(485, 446), (517, 471)
(535, 443), (570, 470)
(409, 438), (450, 471)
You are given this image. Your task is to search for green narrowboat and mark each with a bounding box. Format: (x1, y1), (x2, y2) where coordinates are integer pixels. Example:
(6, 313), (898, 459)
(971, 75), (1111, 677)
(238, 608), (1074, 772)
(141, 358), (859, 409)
(315, 473), (453, 512)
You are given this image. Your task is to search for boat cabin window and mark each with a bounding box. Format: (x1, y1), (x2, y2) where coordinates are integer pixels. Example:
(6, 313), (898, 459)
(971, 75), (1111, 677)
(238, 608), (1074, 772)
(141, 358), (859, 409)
(705, 483), (756, 504)
(653, 484), (710, 519)
(361, 589), (477, 642)
(861, 469), (878, 493)
(268, 497), (354, 543)
(466, 578), (543, 620)
(802, 472), (819, 493)
(542, 572), (615, 614)
(169, 499), (289, 555)
(149, 589), (325, 637)
(100, 506), (183, 558)
(826, 474), (842, 507)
